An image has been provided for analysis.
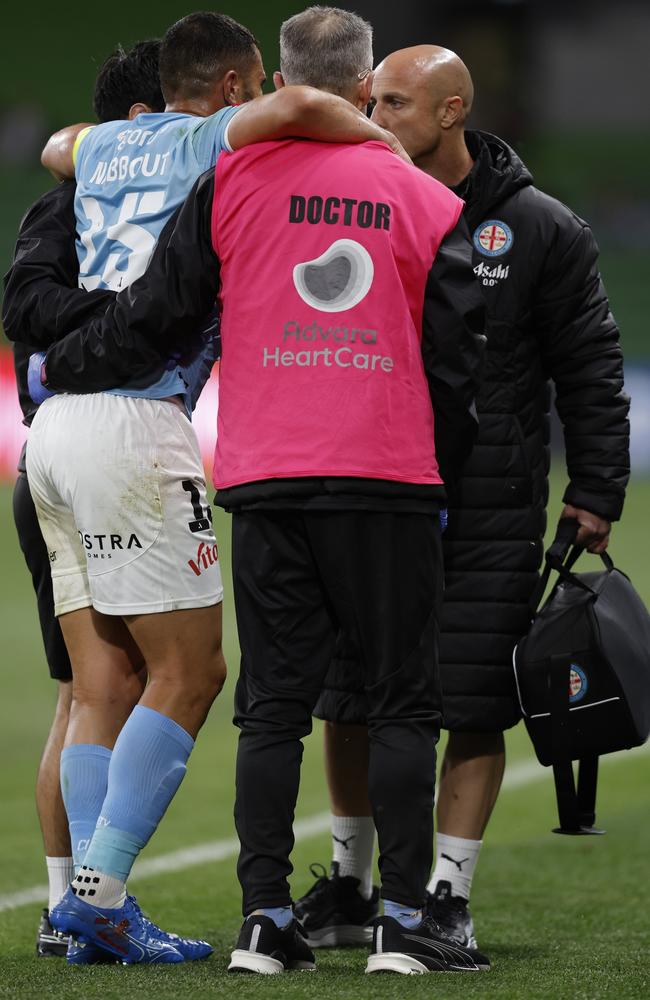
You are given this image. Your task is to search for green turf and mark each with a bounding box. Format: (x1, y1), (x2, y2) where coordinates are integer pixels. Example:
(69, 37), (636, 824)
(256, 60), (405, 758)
(1, 471), (649, 998)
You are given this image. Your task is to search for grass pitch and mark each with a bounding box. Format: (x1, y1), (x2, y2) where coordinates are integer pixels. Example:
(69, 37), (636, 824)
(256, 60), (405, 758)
(1, 472), (649, 999)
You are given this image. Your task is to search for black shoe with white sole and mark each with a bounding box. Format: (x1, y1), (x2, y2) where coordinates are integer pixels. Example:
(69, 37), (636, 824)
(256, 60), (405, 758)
(228, 915), (316, 975)
(36, 908), (70, 958)
(426, 880), (478, 949)
(365, 915), (490, 975)
(293, 862), (380, 947)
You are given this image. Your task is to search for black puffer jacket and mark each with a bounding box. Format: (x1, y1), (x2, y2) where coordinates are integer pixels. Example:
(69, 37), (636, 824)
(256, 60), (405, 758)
(316, 130), (629, 732)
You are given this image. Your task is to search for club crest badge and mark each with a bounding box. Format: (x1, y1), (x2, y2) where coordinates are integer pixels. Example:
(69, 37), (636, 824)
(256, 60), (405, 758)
(473, 219), (514, 257)
(569, 664), (588, 703)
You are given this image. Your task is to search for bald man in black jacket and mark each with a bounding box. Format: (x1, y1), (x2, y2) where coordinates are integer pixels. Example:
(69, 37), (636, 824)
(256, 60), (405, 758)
(292, 45), (629, 953)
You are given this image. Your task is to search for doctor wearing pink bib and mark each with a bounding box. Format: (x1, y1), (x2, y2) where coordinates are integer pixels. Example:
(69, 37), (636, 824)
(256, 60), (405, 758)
(36, 6), (487, 977)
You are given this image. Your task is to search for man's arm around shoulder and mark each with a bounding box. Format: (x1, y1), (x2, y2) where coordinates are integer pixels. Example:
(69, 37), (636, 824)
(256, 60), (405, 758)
(42, 169), (221, 393)
(213, 88), (411, 161)
(3, 181), (113, 350)
(41, 123), (93, 181)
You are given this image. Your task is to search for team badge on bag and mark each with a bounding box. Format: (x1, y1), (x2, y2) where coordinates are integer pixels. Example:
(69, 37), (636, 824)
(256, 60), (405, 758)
(569, 664), (588, 703)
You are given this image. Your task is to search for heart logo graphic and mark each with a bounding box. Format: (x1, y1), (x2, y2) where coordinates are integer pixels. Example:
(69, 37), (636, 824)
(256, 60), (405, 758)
(293, 239), (374, 312)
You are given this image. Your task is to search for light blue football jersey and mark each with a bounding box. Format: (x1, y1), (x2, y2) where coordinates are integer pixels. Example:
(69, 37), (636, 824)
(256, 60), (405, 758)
(73, 107), (239, 408)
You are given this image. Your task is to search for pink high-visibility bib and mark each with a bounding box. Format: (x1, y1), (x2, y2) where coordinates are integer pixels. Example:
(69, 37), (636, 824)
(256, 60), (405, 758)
(211, 140), (463, 489)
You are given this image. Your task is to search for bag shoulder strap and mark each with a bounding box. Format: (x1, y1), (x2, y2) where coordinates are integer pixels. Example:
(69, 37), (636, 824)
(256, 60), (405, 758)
(549, 652), (605, 835)
(552, 757), (604, 836)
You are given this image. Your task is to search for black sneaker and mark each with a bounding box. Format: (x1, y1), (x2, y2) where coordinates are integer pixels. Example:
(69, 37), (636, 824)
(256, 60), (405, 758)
(36, 908), (70, 958)
(294, 862), (380, 947)
(228, 915), (316, 974)
(426, 880), (477, 948)
(365, 914), (490, 974)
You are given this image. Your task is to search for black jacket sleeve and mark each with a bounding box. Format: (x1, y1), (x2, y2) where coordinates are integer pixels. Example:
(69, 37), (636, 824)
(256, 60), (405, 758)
(2, 182), (114, 349)
(42, 170), (220, 393)
(535, 215), (630, 521)
(421, 215), (486, 488)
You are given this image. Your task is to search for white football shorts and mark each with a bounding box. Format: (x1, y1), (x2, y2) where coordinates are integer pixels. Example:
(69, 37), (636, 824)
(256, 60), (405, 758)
(26, 393), (223, 616)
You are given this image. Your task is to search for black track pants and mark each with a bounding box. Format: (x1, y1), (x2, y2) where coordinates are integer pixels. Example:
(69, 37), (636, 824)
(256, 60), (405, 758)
(232, 508), (443, 914)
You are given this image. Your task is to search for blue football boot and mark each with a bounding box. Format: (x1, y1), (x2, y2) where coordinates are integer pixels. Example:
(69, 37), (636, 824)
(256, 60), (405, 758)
(65, 895), (213, 964)
(50, 887), (184, 964)
(130, 897), (213, 960)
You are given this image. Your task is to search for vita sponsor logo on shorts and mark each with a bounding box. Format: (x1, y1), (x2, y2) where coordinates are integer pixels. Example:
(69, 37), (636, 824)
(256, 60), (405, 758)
(188, 541), (219, 577)
(78, 532), (143, 560)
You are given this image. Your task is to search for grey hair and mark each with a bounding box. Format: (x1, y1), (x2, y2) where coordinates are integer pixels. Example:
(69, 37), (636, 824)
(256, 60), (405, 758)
(279, 6), (373, 97)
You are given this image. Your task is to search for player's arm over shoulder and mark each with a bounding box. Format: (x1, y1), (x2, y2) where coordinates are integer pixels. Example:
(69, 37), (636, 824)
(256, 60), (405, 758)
(43, 168), (220, 393)
(41, 123), (94, 181)
(224, 87), (410, 161)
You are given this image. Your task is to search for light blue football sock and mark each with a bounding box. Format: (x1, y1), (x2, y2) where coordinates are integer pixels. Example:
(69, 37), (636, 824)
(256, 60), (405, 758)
(384, 899), (422, 928)
(250, 907), (293, 929)
(60, 744), (112, 871)
(83, 705), (194, 882)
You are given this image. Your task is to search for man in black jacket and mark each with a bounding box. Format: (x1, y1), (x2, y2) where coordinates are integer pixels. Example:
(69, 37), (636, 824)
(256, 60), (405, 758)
(292, 45), (629, 951)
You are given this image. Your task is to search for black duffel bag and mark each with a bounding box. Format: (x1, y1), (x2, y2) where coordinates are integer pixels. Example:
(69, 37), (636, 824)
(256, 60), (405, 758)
(513, 518), (650, 835)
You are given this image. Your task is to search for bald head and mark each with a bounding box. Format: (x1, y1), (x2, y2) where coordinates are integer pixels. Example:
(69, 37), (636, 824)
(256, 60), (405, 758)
(376, 45), (473, 120)
(370, 45), (474, 178)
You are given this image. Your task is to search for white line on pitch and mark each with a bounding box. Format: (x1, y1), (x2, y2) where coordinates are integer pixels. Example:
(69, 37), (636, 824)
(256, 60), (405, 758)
(0, 811), (330, 914)
(0, 743), (647, 914)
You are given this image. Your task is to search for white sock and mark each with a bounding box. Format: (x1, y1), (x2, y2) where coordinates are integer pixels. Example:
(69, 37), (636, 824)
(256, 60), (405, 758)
(331, 815), (375, 900)
(45, 856), (74, 913)
(427, 833), (482, 901)
(72, 865), (127, 909)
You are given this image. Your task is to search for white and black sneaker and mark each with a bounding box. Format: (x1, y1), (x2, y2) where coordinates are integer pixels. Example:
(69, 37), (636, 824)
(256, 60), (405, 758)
(36, 908), (70, 958)
(365, 914), (490, 975)
(228, 915), (316, 974)
(293, 862), (380, 947)
(427, 880), (478, 949)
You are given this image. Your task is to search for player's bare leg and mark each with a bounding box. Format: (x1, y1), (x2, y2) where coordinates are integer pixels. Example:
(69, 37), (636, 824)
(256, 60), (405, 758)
(50, 603), (225, 962)
(435, 731), (505, 841)
(37, 680), (73, 858)
(35, 679), (76, 954)
(124, 603), (226, 738)
(60, 607), (146, 750)
(54, 607), (145, 877)
(324, 722), (372, 817)
(426, 731), (505, 948)
(323, 723), (376, 889)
